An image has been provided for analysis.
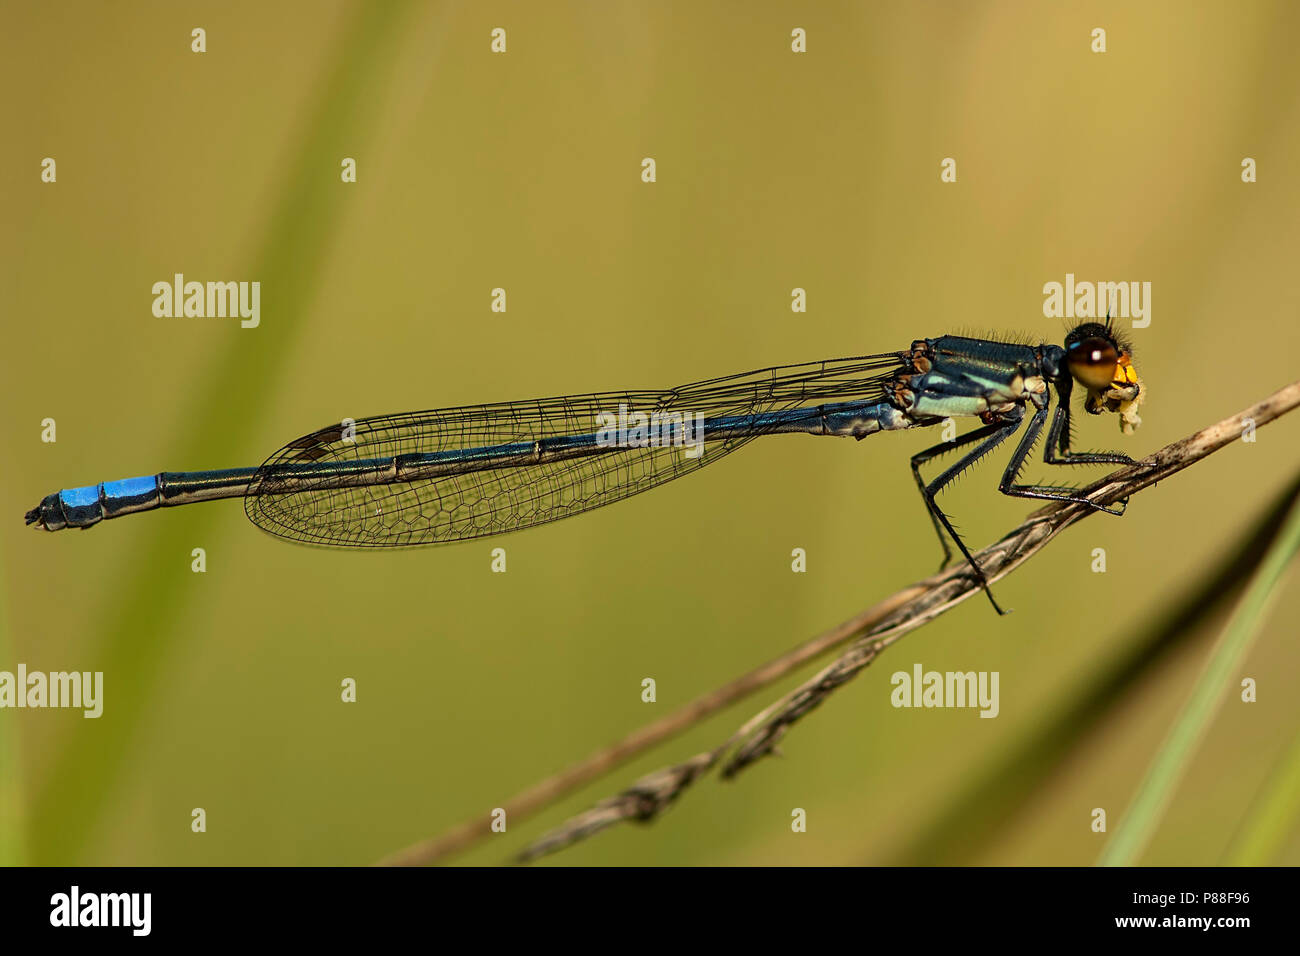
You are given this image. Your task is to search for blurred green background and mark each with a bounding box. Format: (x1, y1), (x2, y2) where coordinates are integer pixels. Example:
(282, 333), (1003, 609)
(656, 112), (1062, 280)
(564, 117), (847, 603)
(2, 1), (1299, 866)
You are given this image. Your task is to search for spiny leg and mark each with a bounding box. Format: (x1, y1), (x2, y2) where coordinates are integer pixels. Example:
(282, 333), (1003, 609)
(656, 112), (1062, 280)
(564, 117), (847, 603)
(1030, 376), (1137, 514)
(999, 403), (1130, 515)
(1044, 388), (1134, 465)
(913, 411), (1025, 615)
(910, 420), (1012, 572)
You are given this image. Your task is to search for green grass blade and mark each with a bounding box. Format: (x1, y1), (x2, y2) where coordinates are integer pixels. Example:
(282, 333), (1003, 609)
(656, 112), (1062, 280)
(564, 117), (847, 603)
(1098, 483), (1300, 866)
(28, 1), (419, 863)
(1225, 723), (1300, 865)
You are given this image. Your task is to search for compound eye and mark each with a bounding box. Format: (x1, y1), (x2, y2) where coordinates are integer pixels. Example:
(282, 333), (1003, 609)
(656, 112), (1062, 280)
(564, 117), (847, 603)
(1067, 336), (1119, 390)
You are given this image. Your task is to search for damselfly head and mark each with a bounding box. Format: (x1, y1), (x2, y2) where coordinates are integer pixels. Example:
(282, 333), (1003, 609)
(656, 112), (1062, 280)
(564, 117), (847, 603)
(1063, 321), (1144, 435)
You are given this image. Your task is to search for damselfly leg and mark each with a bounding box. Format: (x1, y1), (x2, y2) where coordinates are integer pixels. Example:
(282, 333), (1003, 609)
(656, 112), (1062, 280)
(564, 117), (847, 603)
(910, 409), (1027, 615)
(999, 376), (1135, 516)
(910, 377), (1139, 615)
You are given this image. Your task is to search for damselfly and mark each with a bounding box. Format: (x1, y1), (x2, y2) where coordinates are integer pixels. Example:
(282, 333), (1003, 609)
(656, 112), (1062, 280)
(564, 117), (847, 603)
(26, 320), (1144, 613)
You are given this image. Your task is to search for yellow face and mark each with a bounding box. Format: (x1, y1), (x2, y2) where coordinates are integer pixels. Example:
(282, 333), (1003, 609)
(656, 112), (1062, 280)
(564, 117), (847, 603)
(1066, 331), (1145, 435)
